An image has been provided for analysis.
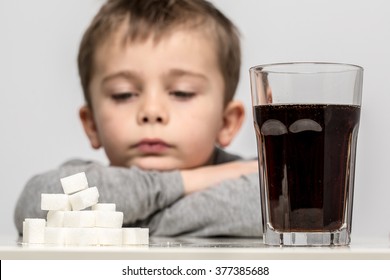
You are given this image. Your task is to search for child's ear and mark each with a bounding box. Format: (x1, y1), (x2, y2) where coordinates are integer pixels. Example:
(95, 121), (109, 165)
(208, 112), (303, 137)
(79, 105), (101, 149)
(217, 100), (245, 147)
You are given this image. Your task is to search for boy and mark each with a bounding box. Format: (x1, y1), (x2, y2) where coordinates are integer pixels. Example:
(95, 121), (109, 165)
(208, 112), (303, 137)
(14, 0), (262, 237)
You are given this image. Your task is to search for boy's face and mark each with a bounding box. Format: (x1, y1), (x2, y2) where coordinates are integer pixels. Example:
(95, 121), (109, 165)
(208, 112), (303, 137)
(81, 26), (237, 170)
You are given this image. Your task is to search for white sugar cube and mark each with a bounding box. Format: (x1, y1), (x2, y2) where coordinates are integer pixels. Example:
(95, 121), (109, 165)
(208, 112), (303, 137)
(45, 227), (66, 245)
(23, 218), (46, 244)
(137, 228), (149, 245)
(122, 228), (139, 245)
(63, 211), (96, 228)
(95, 211), (123, 228)
(65, 228), (98, 246)
(41, 194), (71, 211)
(92, 203), (116, 211)
(98, 228), (123, 245)
(60, 172), (89, 194)
(46, 211), (65, 227)
(123, 228), (149, 245)
(69, 186), (99, 211)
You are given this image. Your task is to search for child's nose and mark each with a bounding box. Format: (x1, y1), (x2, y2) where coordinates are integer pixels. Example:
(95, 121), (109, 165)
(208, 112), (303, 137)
(140, 114), (164, 124)
(137, 96), (168, 125)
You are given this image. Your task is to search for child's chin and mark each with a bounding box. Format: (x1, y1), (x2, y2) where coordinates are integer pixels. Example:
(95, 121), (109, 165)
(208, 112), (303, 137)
(112, 157), (203, 171)
(129, 159), (184, 171)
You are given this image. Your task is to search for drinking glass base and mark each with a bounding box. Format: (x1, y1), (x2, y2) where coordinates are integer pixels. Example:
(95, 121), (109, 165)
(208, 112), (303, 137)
(263, 225), (350, 246)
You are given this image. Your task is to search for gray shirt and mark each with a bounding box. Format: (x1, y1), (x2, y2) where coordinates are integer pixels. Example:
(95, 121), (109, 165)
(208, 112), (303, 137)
(14, 148), (262, 237)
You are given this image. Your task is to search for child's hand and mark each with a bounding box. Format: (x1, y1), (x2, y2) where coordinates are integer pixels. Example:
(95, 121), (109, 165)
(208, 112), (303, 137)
(181, 160), (258, 194)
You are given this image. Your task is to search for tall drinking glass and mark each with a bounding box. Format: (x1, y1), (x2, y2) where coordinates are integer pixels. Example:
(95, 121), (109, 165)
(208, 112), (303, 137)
(250, 62), (363, 246)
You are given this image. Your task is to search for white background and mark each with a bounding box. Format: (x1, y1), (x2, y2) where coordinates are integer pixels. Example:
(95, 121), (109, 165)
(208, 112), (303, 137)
(0, 0), (389, 240)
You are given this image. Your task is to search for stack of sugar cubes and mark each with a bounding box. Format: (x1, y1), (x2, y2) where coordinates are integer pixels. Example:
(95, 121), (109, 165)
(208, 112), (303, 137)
(22, 172), (149, 246)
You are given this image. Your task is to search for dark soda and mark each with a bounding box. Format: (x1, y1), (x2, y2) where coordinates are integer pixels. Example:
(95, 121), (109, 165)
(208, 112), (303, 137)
(254, 104), (360, 232)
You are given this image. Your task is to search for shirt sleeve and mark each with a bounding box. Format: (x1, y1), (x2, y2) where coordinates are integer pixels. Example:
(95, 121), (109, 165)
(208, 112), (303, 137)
(145, 173), (263, 237)
(13, 159), (184, 235)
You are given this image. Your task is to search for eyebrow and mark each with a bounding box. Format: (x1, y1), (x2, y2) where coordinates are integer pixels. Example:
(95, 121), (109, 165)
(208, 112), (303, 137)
(101, 71), (140, 86)
(101, 68), (208, 87)
(167, 69), (208, 81)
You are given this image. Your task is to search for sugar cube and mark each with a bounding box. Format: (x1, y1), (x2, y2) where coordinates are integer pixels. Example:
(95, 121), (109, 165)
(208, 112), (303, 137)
(41, 194), (71, 211)
(65, 228), (98, 246)
(23, 218), (46, 244)
(98, 228), (123, 245)
(92, 203), (116, 211)
(122, 228), (149, 245)
(46, 211), (65, 227)
(122, 228), (139, 245)
(137, 228), (149, 245)
(63, 211), (96, 228)
(45, 227), (66, 245)
(69, 186), (99, 211)
(95, 211), (123, 228)
(60, 172), (89, 194)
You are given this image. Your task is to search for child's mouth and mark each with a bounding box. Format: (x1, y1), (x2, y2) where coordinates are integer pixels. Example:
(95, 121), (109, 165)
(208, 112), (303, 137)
(134, 139), (171, 154)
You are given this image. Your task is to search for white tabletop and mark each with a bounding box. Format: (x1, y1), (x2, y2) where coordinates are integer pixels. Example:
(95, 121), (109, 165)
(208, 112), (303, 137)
(1, 235), (389, 260)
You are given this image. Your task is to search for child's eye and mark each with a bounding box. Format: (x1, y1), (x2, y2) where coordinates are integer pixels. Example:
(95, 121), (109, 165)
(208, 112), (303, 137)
(111, 92), (137, 102)
(170, 91), (195, 100)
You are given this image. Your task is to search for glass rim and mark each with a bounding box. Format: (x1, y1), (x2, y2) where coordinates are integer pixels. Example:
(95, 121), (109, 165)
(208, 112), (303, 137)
(249, 62), (364, 74)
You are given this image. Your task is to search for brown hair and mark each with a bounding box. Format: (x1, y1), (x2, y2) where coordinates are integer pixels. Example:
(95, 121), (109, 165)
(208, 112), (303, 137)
(78, 0), (241, 107)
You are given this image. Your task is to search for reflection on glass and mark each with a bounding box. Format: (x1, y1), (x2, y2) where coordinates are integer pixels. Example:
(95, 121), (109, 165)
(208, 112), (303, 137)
(289, 119), (322, 133)
(260, 120), (287, 136)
